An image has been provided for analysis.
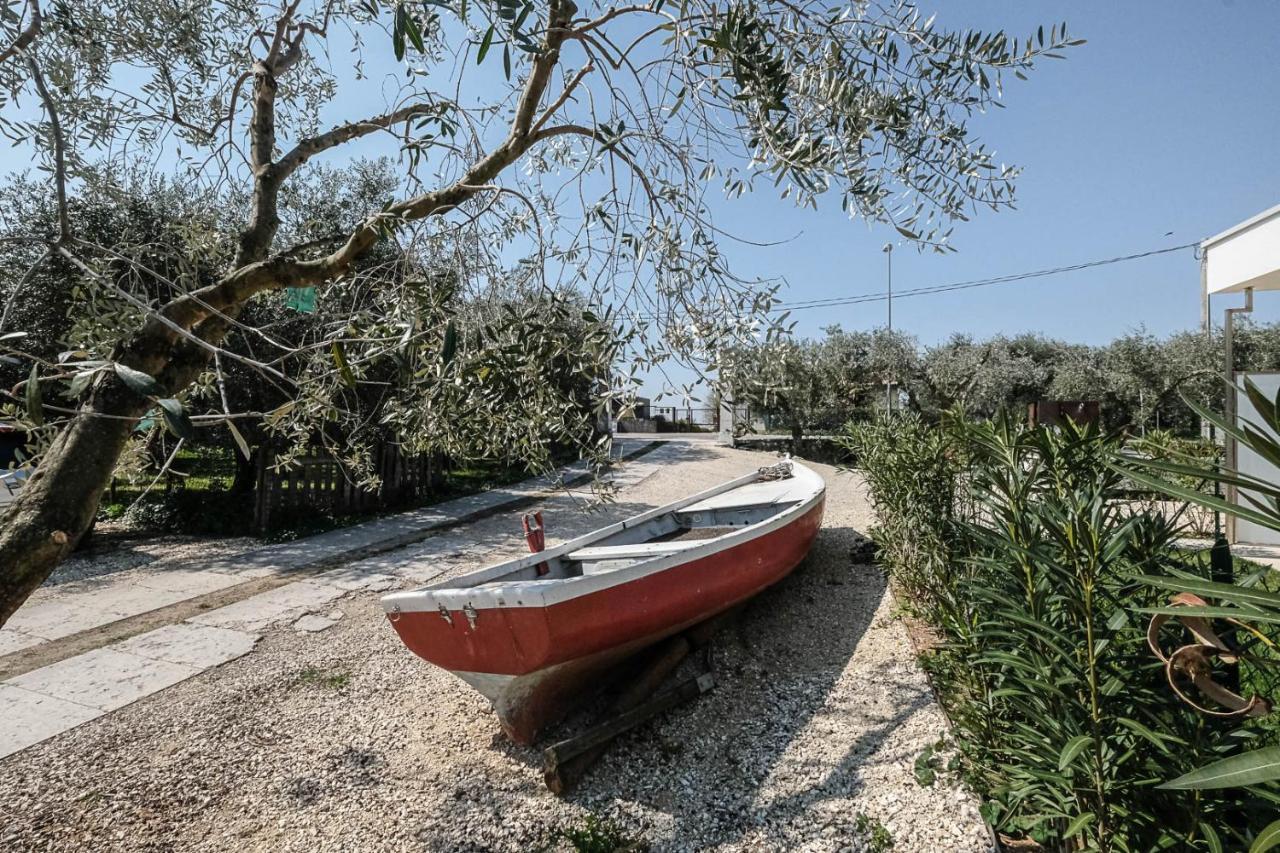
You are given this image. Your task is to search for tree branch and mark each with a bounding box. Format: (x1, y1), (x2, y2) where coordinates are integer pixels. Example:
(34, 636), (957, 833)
(0, 246), (49, 333)
(122, 0), (581, 381)
(0, 0), (40, 65)
(532, 62), (594, 134)
(26, 53), (69, 244)
(274, 101), (440, 181)
(511, 0), (577, 139)
(534, 123), (657, 205)
(53, 245), (289, 383)
(574, 4), (658, 35)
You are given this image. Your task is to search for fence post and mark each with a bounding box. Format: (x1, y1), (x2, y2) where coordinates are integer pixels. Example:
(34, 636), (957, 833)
(718, 396), (735, 446)
(253, 448), (270, 533)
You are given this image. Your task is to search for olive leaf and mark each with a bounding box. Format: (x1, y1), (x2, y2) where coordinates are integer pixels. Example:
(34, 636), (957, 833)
(113, 363), (164, 398)
(66, 369), (98, 399)
(476, 24), (495, 63)
(156, 398), (195, 441)
(25, 362), (43, 426)
(441, 318), (458, 366)
(226, 419), (252, 461)
(331, 341), (356, 388)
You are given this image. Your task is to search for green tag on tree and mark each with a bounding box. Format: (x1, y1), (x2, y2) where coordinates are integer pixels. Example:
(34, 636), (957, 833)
(284, 287), (317, 313)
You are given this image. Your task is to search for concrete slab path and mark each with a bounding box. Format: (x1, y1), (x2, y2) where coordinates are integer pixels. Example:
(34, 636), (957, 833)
(0, 623), (258, 756)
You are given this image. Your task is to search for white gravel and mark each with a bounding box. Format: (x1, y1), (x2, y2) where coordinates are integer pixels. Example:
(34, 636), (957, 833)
(46, 529), (259, 587)
(0, 445), (989, 852)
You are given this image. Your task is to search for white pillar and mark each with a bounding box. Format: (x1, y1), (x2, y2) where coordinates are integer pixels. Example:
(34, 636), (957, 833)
(718, 396), (734, 446)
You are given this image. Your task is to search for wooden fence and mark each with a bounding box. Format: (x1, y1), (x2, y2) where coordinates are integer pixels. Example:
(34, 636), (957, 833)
(253, 444), (445, 533)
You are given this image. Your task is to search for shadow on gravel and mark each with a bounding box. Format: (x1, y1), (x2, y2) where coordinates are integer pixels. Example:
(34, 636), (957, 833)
(286, 746), (389, 806)
(561, 516), (890, 847)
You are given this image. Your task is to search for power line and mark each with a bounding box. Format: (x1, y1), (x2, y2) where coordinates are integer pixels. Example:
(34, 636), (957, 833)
(774, 241), (1198, 313)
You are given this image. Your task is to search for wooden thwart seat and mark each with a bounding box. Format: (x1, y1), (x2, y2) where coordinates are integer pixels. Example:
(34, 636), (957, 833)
(568, 540), (700, 563)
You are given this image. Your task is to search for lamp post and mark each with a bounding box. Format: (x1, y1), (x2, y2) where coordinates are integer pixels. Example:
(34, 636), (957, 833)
(883, 242), (893, 415)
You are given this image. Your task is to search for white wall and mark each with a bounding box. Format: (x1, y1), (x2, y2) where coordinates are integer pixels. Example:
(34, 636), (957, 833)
(1205, 206), (1280, 295)
(1234, 371), (1280, 544)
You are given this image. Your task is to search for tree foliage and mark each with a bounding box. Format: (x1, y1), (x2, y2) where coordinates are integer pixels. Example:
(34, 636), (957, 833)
(730, 323), (1280, 437)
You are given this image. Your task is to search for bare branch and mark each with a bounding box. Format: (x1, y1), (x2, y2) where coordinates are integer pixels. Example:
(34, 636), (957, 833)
(26, 53), (69, 244)
(274, 101), (440, 181)
(0, 0), (39, 65)
(0, 246), (49, 334)
(532, 62), (594, 134)
(573, 4), (662, 35)
(535, 123), (657, 205)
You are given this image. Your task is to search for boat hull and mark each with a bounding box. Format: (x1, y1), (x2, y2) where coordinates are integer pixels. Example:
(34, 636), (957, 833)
(388, 498), (824, 743)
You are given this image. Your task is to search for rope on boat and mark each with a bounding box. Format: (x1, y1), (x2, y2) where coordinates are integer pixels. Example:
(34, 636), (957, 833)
(756, 460), (794, 481)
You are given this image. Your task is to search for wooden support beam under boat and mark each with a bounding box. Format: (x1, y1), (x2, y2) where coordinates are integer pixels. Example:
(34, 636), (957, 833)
(544, 634), (694, 794)
(543, 670), (716, 794)
(542, 606), (742, 794)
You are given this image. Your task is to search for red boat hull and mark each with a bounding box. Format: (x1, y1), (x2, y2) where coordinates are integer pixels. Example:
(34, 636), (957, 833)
(389, 499), (824, 743)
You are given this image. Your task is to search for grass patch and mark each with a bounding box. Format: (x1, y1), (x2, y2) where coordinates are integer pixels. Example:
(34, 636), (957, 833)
(296, 667), (350, 690)
(545, 814), (647, 853)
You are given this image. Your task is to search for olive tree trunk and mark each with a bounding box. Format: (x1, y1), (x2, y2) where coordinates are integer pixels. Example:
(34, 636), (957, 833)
(0, 386), (147, 624)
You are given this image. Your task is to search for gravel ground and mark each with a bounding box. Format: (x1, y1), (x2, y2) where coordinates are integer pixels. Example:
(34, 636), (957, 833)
(0, 445), (989, 852)
(45, 529), (259, 587)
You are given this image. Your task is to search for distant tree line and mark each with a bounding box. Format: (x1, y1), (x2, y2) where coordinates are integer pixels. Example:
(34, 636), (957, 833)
(724, 323), (1280, 438)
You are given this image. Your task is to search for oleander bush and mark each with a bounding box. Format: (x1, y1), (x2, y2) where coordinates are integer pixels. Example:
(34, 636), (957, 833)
(842, 412), (1279, 851)
(839, 411), (971, 624)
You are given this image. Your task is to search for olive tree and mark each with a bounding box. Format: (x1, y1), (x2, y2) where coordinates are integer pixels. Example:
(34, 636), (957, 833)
(723, 326), (921, 436)
(0, 0), (1077, 623)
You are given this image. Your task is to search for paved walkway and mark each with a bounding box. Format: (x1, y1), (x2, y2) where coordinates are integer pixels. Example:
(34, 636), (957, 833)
(1177, 537), (1280, 570)
(0, 441), (690, 757)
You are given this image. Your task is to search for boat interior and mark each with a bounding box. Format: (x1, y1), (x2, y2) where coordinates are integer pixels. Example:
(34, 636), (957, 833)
(470, 494), (805, 588)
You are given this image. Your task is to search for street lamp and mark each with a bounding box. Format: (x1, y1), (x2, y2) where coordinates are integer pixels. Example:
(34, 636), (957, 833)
(883, 242), (893, 333)
(883, 242), (893, 415)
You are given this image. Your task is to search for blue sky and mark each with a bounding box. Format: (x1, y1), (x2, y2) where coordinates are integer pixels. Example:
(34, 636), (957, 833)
(704, 1), (1280, 348)
(4, 2), (1278, 400)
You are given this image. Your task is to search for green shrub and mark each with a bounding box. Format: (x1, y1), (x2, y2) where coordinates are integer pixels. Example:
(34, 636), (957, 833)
(117, 488), (252, 535)
(837, 411), (970, 622)
(1117, 380), (1280, 822)
(547, 814), (647, 853)
(850, 411), (1278, 850)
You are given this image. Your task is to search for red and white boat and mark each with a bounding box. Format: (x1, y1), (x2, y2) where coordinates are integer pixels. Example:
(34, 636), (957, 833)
(381, 459), (825, 744)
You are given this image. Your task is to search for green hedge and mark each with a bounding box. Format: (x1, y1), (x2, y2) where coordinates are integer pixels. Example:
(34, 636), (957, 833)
(841, 413), (1279, 851)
